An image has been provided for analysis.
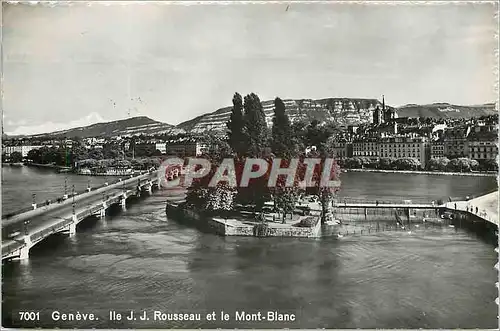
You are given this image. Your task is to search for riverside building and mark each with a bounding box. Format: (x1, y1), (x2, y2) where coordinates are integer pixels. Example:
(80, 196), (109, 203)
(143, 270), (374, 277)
(378, 135), (431, 168)
(467, 124), (498, 162)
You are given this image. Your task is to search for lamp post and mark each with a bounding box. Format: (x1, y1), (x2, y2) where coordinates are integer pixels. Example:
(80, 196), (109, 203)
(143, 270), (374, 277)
(23, 220), (30, 235)
(31, 193), (37, 210)
(72, 185), (75, 215)
(64, 177), (68, 198)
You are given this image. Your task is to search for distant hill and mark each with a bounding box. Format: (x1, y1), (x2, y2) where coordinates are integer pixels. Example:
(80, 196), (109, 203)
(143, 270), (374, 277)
(177, 98), (393, 133)
(396, 103), (497, 119)
(10, 116), (176, 139)
(7, 100), (496, 139)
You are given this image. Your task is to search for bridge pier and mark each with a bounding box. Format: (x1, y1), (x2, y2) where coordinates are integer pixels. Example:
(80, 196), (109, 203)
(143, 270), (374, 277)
(68, 222), (76, 236)
(121, 194), (127, 210)
(100, 203), (107, 218)
(18, 236), (32, 260)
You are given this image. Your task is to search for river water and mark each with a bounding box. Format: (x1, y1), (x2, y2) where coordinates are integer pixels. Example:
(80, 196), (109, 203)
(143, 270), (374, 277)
(2, 166), (498, 328)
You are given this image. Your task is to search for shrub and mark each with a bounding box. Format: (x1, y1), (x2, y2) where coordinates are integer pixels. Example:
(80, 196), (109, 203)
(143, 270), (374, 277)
(295, 216), (319, 228)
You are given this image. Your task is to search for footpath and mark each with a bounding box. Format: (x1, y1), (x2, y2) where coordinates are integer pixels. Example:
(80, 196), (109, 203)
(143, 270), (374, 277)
(446, 191), (498, 226)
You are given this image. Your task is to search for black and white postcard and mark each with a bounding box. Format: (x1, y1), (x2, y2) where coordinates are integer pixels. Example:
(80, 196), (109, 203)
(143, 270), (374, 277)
(2, 1), (498, 329)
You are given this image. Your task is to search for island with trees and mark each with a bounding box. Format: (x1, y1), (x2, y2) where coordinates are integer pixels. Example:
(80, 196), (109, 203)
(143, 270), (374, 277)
(166, 93), (342, 238)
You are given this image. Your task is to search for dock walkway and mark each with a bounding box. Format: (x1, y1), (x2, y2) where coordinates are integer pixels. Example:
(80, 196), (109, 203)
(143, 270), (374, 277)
(445, 191), (498, 226)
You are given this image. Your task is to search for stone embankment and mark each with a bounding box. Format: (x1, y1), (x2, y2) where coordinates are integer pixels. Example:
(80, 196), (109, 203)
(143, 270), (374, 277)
(25, 162), (71, 170)
(166, 203), (328, 238)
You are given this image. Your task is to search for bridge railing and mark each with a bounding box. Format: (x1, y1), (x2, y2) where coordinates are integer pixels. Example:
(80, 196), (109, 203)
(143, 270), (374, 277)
(447, 202), (498, 225)
(2, 241), (25, 257)
(30, 218), (73, 243)
(333, 198), (434, 206)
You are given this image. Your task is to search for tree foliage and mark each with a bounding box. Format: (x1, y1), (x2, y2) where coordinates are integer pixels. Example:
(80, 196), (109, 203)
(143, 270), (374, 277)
(427, 157), (450, 171)
(227, 92), (247, 156)
(271, 97), (295, 158)
(10, 151), (23, 163)
(243, 93), (268, 157)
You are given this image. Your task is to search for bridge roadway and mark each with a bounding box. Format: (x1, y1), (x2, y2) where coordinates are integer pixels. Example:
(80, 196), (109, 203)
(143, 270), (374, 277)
(2, 170), (160, 261)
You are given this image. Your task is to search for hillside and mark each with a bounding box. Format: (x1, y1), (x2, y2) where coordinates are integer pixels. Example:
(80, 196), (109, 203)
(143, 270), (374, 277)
(7, 100), (496, 139)
(13, 116), (176, 139)
(396, 103), (496, 119)
(177, 98), (393, 133)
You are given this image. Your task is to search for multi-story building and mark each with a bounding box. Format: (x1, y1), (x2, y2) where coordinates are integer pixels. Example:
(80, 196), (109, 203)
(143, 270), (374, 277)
(467, 124), (498, 162)
(165, 137), (206, 156)
(155, 142), (167, 154)
(430, 138), (445, 159)
(329, 139), (353, 158)
(378, 135), (431, 168)
(443, 126), (471, 158)
(3, 145), (43, 157)
(352, 138), (379, 157)
(84, 137), (105, 149)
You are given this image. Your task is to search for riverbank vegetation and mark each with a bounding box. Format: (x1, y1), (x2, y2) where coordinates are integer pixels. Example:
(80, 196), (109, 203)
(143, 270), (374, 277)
(336, 156), (497, 172)
(11, 144), (162, 173)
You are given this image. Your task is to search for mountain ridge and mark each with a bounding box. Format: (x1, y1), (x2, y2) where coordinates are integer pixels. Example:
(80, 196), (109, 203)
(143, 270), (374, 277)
(5, 99), (496, 139)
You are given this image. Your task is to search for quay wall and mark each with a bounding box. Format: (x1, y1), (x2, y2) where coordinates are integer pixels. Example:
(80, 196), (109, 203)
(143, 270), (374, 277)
(167, 204), (323, 238)
(24, 162), (71, 170)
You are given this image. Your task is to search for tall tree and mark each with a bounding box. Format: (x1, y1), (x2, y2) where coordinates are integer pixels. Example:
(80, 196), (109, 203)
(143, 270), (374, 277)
(243, 93), (268, 157)
(227, 92), (246, 156)
(271, 97), (294, 158)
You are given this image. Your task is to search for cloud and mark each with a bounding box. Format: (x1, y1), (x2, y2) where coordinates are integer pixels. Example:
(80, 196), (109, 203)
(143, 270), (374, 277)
(6, 112), (107, 136)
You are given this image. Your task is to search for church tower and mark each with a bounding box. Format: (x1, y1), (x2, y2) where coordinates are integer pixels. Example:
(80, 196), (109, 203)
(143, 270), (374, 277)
(383, 95), (393, 122)
(373, 106), (382, 125)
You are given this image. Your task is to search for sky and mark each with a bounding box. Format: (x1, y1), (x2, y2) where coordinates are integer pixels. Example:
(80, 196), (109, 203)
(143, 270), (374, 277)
(2, 1), (498, 135)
